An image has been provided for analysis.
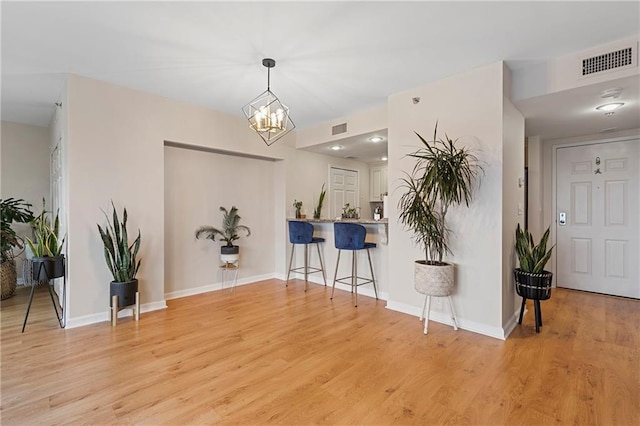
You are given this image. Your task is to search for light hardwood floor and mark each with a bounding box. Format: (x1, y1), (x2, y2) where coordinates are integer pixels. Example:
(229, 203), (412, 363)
(1, 279), (638, 425)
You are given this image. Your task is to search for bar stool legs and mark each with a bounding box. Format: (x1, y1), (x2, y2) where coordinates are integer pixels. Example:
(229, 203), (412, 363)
(286, 242), (326, 291)
(331, 248), (378, 307)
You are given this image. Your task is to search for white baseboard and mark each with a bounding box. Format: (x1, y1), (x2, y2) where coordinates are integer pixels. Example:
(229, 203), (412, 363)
(385, 299), (508, 340)
(65, 300), (168, 329)
(502, 307), (523, 339)
(164, 273), (275, 300)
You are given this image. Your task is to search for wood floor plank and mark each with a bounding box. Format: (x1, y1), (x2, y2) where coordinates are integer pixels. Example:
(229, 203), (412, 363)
(2, 280), (639, 425)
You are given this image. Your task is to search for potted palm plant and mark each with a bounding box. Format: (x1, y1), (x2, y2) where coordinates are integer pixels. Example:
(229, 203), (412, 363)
(195, 206), (251, 264)
(1, 198), (34, 299)
(398, 122), (482, 333)
(24, 200), (66, 281)
(514, 224), (554, 333)
(97, 202), (141, 317)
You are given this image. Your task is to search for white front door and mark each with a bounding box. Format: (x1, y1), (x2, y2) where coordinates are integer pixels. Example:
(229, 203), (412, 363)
(330, 167), (358, 219)
(556, 140), (639, 298)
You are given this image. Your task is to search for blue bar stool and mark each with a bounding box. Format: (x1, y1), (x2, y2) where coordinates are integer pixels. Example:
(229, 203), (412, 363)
(286, 221), (327, 291)
(331, 222), (378, 307)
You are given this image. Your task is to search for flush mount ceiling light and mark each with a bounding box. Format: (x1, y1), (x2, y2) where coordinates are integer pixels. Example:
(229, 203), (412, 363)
(596, 102), (624, 112)
(242, 58), (295, 146)
(368, 136), (384, 143)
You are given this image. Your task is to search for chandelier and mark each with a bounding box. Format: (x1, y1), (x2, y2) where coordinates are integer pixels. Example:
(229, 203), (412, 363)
(242, 58), (295, 146)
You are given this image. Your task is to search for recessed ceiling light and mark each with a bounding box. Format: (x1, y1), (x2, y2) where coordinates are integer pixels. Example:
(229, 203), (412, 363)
(330, 145), (343, 151)
(381, 156), (388, 161)
(368, 136), (384, 143)
(596, 102), (624, 112)
(600, 88), (622, 99)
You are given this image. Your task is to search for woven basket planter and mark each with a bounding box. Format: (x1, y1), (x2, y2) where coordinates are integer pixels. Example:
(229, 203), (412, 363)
(415, 261), (454, 297)
(514, 269), (552, 300)
(1, 260), (17, 300)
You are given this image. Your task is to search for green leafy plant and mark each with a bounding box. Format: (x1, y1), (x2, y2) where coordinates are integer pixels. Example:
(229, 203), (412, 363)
(342, 203), (358, 219)
(398, 122), (482, 264)
(195, 206), (251, 247)
(24, 199), (65, 258)
(313, 184), (326, 219)
(515, 224), (554, 273)
(292, 200), (303, 218)
(97, 202), (141, 282)
(1, 198), (34, 262)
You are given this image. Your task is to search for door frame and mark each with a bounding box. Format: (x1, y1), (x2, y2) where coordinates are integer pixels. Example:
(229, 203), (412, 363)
(551, 134), (639, 283)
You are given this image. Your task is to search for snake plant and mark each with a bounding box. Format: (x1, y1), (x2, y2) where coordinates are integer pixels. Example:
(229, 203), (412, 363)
(97, 202), (141, 282)
(24, 199), (65, 258)
(515, 224), (554, 273)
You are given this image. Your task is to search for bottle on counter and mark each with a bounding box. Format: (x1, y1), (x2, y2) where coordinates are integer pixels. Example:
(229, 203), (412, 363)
(374, 206), (382, 221)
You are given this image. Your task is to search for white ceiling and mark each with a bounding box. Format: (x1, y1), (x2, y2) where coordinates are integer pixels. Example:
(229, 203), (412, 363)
(2, 1), (639, 148)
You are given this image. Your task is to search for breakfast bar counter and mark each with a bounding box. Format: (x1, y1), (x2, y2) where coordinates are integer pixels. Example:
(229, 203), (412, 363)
(285, 218), (389, 300)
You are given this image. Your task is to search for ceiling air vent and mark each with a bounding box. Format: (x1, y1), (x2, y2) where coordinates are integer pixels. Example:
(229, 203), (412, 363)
(582, 46), (634, 76)
(332, 122), (347, 136)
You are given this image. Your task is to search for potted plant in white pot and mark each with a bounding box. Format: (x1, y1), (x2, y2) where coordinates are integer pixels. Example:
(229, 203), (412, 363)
(97, 202), (141, 325)
(398, 123), (482, 334)
(514, 224), (554, 333)
(1, 198), (34, 299)
(195, 206), (251, 264)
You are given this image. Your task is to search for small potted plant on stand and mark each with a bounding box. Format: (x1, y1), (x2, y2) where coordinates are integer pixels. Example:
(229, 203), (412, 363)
(514, 224), (555, 333)
(398, 122), (482, 334)
(195, 206), (251, 264)
(97, 202), (141, 326)
(0, 198), (34, 300)
(23, 199), (66, 332)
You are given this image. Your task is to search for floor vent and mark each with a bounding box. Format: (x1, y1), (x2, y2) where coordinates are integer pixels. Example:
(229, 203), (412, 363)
(582, 46), (634, 76)
(332, 122), (347, 136)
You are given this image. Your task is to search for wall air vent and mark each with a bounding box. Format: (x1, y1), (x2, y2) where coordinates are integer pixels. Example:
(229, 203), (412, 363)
(332, 122), (347, 136)
(582, 46), (635, 76)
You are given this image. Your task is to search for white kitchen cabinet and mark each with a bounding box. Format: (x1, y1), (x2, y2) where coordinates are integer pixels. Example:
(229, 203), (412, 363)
(369, 163), (388, 202)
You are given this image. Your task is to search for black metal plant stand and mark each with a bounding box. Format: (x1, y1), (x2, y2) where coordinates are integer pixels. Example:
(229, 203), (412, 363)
(22, 259), (66, 333)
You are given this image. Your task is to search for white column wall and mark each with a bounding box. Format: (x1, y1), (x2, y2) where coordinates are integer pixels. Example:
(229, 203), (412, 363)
(501, 96), (525, 330)
(387, 62), (509, 338)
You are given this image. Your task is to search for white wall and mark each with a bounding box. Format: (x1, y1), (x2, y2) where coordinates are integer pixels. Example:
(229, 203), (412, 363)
(501, 96), (525, 328)
(1, 121), (50, 280)
(526, 135), (543, 240)
(511, 37), (640, 102)
(387, 62), (514, 338)
(164, 146), (276, 298)
(64, 74), (374, 326)
(1, 121), (50, 213)
(296, 104), (388, 149)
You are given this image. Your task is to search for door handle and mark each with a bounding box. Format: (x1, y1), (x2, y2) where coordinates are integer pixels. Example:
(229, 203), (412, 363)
(559, 212), (566, 226)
